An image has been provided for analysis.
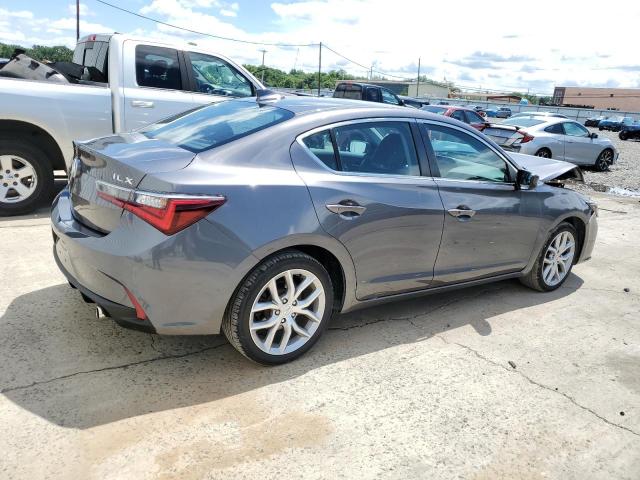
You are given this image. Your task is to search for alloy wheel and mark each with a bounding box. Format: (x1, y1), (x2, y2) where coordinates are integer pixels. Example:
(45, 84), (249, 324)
(249, 269), (326, 355)
(542, 231), (575, 287)
(536, 149), (550, 158)
(0, 155), (38, 204)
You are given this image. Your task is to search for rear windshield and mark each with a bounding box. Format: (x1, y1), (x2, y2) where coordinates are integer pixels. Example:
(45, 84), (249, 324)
(142, 101), (294, 153)
(502, 118), (545, 127)
(72, 40), (109, 82)
(421, 106), (447, 114)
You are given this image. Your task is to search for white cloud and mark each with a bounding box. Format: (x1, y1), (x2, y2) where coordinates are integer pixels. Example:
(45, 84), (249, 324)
(67, 3), (94, 17)
(220, 9), (237, 17)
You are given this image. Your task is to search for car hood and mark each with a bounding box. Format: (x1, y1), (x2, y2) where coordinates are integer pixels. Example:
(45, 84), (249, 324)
(508, 152), (584, 182)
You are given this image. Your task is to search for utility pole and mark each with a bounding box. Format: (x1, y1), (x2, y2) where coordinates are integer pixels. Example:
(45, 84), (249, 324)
(317, 42), (322, 97)
(416, 57), (421, 98)
(369, 64), (373, 80)
(76, 0), (80, 40)
(259, 49), (267, 84)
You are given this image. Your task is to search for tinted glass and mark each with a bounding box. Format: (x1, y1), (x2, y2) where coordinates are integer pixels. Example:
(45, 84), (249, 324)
(451, 110), (466, 122)
(187, 52), (252, 97)
(502, 118), (545, 127)
(302, 130), (337, 169)
(563, 122), (589, 136)
(364, 87), (381, 102)
(135, 45), (182, 90)
(143, 101), (294, 153)
(466, 111), (485, 124)
(334, 122), (420, 176)
(544, 123), (564, 134)
(72, 40), (109, 81)
(381, 89), (400, 105)
(340, 84), (363, 100)
(422, 106), (447, 114)
(424, 124), (509, 183)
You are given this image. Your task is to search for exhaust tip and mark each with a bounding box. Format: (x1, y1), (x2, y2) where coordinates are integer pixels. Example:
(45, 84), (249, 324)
(96, 306), (108, 319)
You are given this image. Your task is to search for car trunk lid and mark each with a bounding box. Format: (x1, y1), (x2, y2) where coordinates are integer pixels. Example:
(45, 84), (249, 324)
(69, 132), (196, 233)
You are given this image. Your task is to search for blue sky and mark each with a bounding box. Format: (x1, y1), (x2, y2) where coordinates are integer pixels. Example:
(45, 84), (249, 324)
(1, 0), (639, 94)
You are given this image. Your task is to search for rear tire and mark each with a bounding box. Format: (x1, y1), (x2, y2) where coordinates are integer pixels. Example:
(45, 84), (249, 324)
(222, 250), (334, 365)
(619, 131), (628, 141)
(595, 149), (612, 172)
(535, 148), (551, 158)
(520, 222), (577, 292)
(0, 137), (54, 216)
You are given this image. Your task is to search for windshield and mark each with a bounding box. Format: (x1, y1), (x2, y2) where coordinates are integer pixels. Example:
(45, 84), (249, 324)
(501, 118), (545, 127)
(422, 106), (447, 114)
(142, 101), (294, 153)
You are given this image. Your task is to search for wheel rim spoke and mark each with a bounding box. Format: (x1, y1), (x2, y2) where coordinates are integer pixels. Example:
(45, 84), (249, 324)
(16, 163), (35, 179)
(543, 230), (575, 286)
(250, 268), (326, 355)
(0, 156), (13, 172)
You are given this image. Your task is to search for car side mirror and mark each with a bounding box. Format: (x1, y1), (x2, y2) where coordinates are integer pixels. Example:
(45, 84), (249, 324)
(589, 132), (598, 139)
(517, 170), (539, 190)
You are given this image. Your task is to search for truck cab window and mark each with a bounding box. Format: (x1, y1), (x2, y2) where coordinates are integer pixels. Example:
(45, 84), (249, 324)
(135, 45), (182, 90)
(187, 52), (253, 97)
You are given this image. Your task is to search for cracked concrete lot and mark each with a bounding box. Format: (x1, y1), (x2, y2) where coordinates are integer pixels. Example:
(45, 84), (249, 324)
(1, 190), (639, 479)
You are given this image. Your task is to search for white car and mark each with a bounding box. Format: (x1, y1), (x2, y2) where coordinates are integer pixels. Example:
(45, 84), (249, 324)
(483, 117), (618, 171)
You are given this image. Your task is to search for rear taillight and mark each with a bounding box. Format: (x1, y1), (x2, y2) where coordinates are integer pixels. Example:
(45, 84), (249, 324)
(96, 181), (225, 235)
(519, 132), (535, 144)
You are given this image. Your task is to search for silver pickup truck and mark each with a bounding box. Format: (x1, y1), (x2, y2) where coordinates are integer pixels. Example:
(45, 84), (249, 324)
(0, 33), (264, 215)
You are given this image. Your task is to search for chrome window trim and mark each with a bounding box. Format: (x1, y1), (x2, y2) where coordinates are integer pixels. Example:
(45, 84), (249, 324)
(295, 117), (430, 181)
(416, 119), (519, 185)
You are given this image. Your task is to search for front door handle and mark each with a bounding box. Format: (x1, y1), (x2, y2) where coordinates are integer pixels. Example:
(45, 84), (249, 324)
(326, 201), (366, 218)
(131, 100), (154, 108)
(448, 206), (476, 219)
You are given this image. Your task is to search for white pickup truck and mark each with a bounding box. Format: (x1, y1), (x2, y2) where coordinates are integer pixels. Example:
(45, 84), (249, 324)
(0, 33), (264, 215)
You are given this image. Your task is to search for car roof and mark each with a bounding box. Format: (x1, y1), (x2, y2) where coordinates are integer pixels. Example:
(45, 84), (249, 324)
(335, 81), (389, 89)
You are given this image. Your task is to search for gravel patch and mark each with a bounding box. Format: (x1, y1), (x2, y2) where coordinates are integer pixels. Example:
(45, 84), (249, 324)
(581, 127), (640, 196)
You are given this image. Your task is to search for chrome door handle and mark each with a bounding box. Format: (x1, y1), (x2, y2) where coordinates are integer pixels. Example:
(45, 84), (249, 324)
(131, 100), (154, 108)
(326, 202), (366, 217)
(448, 207), (476, 218)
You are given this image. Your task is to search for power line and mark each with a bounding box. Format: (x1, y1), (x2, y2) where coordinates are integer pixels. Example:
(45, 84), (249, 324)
(91, 0), (317, 47)
(322, 43), (410, 80)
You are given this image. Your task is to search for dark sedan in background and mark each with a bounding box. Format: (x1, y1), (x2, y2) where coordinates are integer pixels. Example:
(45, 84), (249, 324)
(52, 95), (597, 364)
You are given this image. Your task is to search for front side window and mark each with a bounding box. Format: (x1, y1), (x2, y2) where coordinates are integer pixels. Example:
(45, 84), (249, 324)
(381, 89), (400, 105)
(364, 87), (381, 102)
(135, 45), (182, 90)
(563, 122), (589, 137)
(187, 52), (253, 97)
(466, 111), (485, 124)
(302, 122), (420, 176)
(143, 101), (294, 153)
(424, 124), (510, 183)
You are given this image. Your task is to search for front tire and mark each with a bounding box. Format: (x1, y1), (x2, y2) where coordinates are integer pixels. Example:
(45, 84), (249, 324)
(222, 250), (334, 365)
(0, 138), (54, 216)
(520, 223), (577, 292)
(619, 131), (628, 140)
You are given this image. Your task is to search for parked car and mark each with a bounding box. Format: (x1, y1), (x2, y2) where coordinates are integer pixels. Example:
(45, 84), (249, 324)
(0, 33), (264, 216)
(52, 95), (597, 364)
(421, 105), (488, 130)
(482, 117), (617, 171)
(398, 95), (429, 109)
(467, 105), (487, 117)
(496, 107), (512, 118)
(619, 124), (640, 141)
(598, 116), (634, 132)
(485, 107), (498, 118)
(333, 82), (404, 106)
(584, 115), (608, 127)
(511, 112), (569, 119)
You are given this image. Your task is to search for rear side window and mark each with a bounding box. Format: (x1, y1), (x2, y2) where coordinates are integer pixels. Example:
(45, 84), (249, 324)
(302, 121), (420, 176)
(143, 101), (294, 153)
(135, 45), (182, 90)
(302, 130), (337, 169)
(339, 84), (363, 100)
(544, 123), (564, 134)
(72, 40), (109, 82)
(451, 110), (466, 122)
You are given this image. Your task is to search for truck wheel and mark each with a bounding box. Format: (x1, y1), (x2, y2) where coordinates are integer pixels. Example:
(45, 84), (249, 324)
(0, 138), (54, 216)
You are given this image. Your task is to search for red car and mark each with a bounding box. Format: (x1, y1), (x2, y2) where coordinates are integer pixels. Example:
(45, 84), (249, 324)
(421, 105), (488, 131)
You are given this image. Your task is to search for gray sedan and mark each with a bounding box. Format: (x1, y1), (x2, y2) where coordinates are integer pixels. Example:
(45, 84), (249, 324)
(52, 95), (598, 364)
(483, 117), (618, 171)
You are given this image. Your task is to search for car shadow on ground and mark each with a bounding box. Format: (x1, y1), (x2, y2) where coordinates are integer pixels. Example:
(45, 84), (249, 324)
(0, 178), (66, 222)
(0, 275), (583, 429)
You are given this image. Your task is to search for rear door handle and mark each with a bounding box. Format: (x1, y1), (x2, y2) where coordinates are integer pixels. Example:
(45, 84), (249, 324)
(326, 201), (366, 218)
(131, 100), (154, 108)
(448, 206), (476, 219)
